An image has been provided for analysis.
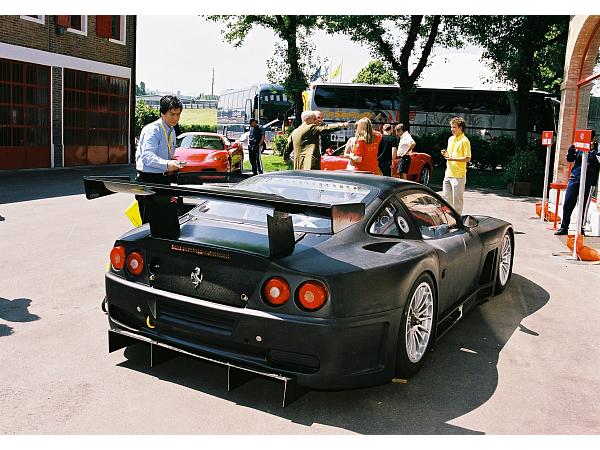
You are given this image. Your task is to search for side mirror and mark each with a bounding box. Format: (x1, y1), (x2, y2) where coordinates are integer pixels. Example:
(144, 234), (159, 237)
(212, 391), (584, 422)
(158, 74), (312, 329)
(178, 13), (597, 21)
(325, 148), (333, 156)
(463, 215), (479, 228)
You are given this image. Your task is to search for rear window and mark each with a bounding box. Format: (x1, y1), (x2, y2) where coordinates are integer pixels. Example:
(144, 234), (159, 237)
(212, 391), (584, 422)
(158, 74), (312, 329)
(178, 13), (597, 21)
(234, 176), (372, 204)
(190, 200), (331, 233)
(188, 176), (373, 234)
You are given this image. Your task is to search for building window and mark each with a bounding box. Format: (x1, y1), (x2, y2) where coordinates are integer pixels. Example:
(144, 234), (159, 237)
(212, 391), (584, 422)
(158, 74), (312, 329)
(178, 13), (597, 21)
(67, 15), (87, 35)
(96, 15), (126, 44)
(0, 58), (50, 148)
(20, 15), (44, 25)
(109, 16), (126, 45)
(63, 69), (130, 166)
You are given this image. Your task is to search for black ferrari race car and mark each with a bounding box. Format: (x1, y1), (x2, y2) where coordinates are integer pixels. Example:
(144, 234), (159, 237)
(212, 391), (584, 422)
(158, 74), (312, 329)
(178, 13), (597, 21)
(84, 170), (514, 405)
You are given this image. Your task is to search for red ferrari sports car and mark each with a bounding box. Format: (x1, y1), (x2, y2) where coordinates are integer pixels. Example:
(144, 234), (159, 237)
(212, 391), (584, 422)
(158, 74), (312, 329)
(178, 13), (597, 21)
(175, 132), (244, 173)
(321, 145), (433, 185)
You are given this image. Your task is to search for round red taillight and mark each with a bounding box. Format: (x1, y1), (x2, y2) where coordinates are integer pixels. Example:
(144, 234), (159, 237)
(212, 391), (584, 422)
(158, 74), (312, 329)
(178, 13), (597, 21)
(126, 251), (145, 276)
(297, 281), (328, 311)
(263, 277), (291, 306)
(110, 245), (125, 270)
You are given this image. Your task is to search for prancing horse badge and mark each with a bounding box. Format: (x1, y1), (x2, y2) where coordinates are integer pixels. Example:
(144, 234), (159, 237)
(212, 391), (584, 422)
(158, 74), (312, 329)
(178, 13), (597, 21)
(190, 267), (203, 288)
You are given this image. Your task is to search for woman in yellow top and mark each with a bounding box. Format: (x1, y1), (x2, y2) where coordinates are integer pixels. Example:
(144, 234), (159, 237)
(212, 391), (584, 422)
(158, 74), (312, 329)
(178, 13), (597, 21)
(441, 117), (471, 215)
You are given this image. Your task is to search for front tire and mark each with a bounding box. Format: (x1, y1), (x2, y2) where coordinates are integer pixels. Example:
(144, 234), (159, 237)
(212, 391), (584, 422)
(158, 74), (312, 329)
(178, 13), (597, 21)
(396, 273), (436, 378)
(494, 230), (513, 294)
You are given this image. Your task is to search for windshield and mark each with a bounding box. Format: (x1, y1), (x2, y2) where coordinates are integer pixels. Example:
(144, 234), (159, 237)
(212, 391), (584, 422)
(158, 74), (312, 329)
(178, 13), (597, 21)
(177, 135), (227, 150)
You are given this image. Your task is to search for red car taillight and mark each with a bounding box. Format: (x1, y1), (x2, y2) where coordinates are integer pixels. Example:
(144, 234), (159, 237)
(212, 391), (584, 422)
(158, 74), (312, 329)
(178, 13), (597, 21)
(263, 277), (291, 306)
(297, 281), (328, 311)
(126, 251), (145, 276)
(110, 245), (125, 270)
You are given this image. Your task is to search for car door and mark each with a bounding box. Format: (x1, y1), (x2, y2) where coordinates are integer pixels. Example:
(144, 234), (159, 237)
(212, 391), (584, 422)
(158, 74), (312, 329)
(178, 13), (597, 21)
(397, 189), (483, 313)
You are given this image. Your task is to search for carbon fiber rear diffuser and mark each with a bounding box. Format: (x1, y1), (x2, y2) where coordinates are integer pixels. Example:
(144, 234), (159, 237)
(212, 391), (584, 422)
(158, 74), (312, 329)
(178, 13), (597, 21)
(108, 328), (307, 407)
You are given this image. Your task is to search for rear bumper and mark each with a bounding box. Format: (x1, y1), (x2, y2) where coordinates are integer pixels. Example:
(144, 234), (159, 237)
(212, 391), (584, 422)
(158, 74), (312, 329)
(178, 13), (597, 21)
(105, 272), (401, 390)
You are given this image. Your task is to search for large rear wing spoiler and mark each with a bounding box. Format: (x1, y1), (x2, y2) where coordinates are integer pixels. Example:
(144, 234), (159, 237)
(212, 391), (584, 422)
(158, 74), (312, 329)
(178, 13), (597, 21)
(83, 175), (365, 258)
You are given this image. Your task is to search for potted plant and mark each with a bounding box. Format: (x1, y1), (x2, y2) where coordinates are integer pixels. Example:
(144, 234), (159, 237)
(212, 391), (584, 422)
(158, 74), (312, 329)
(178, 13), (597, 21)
(503, 150), (544, 195)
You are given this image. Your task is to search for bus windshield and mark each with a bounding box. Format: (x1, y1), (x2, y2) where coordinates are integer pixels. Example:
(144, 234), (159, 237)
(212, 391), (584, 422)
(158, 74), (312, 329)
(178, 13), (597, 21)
(217, 84), (292, 142)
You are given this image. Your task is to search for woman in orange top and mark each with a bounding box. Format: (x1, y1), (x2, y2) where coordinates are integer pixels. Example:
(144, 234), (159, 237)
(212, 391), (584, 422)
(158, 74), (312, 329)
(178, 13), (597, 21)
(346, 117), (382, 175)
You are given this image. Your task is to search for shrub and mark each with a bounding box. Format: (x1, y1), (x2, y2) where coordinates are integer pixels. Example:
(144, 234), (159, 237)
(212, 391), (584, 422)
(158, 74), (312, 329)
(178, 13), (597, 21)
(414, 131), (517, 171)
(503, 149), (544, 184)
(270, 126), (294, 157)
(134, 100), (159, 137)
(178, 123), (217, 133)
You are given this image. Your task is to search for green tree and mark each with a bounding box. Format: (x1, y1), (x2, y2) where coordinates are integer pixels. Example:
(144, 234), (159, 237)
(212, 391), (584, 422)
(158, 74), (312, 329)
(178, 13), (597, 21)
(207, 15), (320, 126)
(134, 100), (159, 137)
(135, 81), (146, 96)
(324, 15), (462, 127)
(461, 15), (569, 151)
(353, 60), (395, 84)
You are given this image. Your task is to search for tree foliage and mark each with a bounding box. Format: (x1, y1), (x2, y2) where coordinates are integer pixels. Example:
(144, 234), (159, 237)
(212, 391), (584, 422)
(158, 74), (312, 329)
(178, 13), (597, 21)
(207, 15), (320, 126)
(461, 15), (569, 151)
(353, 60), (395, 84)
(134, 100), (159, 137)
(323, 15), (462, 127)
(135, 81), (146, 96)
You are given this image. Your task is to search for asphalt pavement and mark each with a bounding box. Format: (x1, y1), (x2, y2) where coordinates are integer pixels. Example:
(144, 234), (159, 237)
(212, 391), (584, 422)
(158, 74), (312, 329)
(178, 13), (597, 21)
(1, 164), (600, 435)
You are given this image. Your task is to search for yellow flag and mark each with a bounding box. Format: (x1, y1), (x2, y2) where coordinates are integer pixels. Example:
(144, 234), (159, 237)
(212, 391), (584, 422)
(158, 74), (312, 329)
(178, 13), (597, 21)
(331, 64), (342, 79)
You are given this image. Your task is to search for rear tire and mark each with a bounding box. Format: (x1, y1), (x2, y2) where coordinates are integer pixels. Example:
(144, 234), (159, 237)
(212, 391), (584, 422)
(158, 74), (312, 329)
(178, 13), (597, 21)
(494, 230), (513, 294)
(396, 273), (436, 378)
(420, 165), (431, 186)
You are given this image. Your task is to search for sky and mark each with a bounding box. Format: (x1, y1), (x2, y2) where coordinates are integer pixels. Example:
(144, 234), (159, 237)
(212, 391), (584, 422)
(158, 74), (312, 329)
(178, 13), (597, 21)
(136, 16), (509, 97)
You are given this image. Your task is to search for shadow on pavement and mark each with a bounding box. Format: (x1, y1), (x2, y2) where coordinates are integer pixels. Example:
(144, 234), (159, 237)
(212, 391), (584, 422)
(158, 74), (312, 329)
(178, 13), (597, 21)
(0, 297), (40, 337)
(114, 273), (548, 434)
(0, 165), (137, 205)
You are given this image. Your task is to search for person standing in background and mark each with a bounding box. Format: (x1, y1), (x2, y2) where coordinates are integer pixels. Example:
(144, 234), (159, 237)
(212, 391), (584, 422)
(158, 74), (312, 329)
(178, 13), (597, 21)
(394, 123), (416, 180)
(135, 95), (185, 224)
(441, 117), (471, 215)
(377, 124), (398, 176)
(248, 119), (264, 175)
(346, 117), (382, 174)
(555, 130), (600, 235)
(284, 111), (349, 170)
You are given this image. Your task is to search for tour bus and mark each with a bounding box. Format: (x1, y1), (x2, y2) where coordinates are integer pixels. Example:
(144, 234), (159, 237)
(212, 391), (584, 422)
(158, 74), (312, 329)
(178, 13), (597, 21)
(305, 82), (555, 143)
(217, 83), (292, 149)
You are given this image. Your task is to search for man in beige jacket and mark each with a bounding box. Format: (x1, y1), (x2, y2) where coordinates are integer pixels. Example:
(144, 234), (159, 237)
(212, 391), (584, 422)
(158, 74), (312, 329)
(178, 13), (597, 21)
(284, 111), (349, 170)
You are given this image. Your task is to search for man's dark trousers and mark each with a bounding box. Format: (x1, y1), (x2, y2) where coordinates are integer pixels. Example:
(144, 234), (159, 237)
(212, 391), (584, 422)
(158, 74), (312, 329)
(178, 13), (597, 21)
(135, 171), (175, 224)
(249, 143), (263, 175)
(378, 162), (391, 177)
(560, 180), (593, 231)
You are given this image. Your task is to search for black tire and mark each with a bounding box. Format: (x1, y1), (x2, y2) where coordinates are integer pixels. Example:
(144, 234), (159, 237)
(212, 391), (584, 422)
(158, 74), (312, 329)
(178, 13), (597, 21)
(420, 165), (431, 186)
(494, 230), (513, 294)
(396, 273), (436, 378)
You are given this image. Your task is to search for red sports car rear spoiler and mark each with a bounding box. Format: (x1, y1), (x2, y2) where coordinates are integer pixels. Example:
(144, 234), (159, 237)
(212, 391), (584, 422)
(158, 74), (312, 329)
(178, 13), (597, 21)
(83, 175), (365, 258)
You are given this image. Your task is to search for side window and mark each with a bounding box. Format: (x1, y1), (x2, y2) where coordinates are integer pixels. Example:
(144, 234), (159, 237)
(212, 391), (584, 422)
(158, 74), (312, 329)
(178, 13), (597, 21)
(398, 191), (458, 239)
(369, 201), (412, 237)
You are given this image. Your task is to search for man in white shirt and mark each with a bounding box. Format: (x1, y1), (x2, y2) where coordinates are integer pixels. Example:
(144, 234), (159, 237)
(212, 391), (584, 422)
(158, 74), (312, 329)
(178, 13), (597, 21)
(394, 123), (416, 180)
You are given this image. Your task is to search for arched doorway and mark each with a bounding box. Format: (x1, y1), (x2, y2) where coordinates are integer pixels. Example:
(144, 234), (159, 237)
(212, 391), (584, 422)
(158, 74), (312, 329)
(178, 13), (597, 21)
(555, 16), (600, 183)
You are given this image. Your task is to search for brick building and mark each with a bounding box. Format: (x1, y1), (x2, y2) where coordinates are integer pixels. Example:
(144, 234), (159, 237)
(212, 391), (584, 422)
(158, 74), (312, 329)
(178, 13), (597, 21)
(555, 15), (600, 183)
(0, 15), (136, 170)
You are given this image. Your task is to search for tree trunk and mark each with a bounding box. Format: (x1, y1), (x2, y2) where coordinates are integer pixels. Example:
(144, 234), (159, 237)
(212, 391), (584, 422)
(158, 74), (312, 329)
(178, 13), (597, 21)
(514, 17), (536, 152)
(398, 85), (410, 130)
(282, 17), (304, 127)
